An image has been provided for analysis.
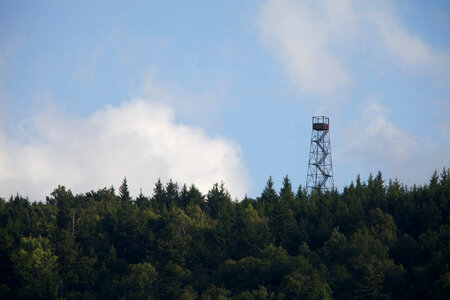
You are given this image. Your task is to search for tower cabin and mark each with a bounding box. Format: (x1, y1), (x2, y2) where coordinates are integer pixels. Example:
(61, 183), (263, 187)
(312, 116), (329, 131)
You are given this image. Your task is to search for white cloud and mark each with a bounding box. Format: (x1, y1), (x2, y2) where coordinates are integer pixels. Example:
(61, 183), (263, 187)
(256, 0), (449, 95)
(256, 0), (352, 95)
(0, 99), (250, 200)
(138, 68), (228, 131)
(342, 101), (419, 163)
(338, 100), (449, 185)
(369, 5), (450, 78)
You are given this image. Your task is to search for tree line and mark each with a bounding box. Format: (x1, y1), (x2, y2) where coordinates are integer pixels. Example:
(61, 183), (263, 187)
(0, 169), (449, 299)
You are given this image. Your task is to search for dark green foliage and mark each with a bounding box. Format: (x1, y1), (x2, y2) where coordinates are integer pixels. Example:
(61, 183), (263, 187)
(0, 168), (448, 299)
(258, 177), (278, 215)
(119, 176), (131, 202)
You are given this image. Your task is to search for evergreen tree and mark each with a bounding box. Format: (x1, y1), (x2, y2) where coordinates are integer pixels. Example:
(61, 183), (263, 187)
(280, 175), (295, 204)
(119, 177), (131, 202)
(165, 180), (180, 209)
(0, 169), (447, 299)
(51, 186), (75, 235)
(135, 188), (150, 208)
(258, 177), (278, 215)
(152, 178), (166, 212)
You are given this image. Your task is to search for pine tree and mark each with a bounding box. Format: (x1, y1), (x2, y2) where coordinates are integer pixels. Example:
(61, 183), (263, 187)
(119, 177), (131, 202)
(152, 178), (166, 212)
(259, 177), (279, 215)
(165, 180), (179, 209)
(280, 175), (295, 204)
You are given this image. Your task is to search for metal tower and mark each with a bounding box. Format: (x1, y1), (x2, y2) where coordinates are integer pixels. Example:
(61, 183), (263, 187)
(306, 116), (334, 193)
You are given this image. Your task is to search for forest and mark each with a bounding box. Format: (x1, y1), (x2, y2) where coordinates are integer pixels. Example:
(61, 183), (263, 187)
(0, 169), (448, 299)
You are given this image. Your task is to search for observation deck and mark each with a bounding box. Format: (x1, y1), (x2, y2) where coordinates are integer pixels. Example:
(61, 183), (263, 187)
(312, 116), (329, 131)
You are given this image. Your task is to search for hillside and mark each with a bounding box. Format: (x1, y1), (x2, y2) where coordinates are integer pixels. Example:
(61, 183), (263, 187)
(0, 170), (449, 299)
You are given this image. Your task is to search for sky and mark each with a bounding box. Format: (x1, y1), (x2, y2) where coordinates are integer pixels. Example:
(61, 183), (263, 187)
(0, 0), (449, 201)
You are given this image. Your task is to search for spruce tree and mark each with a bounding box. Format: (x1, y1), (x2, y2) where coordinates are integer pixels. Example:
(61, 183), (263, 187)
(119, 177), (131, 202)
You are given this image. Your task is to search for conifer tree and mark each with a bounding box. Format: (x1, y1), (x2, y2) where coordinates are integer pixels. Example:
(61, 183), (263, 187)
(280, 175), (295, 204)
(119, 177), (131, 202)
(152, 178), (166, 211)
(259, 177), (278, 215)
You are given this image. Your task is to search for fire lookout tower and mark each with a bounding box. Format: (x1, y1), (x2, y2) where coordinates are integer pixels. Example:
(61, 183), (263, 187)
(306, 116), (334, 193)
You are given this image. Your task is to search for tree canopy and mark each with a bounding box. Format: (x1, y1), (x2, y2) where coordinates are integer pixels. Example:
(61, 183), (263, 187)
(0, 169), (449, 299)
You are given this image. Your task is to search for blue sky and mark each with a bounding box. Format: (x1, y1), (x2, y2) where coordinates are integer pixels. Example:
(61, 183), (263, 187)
(0, 0), (449, 200)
